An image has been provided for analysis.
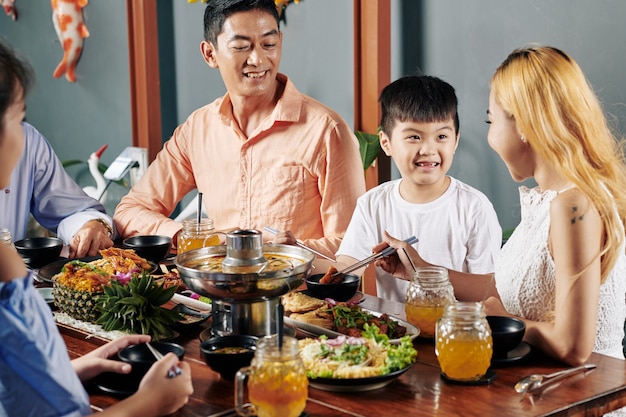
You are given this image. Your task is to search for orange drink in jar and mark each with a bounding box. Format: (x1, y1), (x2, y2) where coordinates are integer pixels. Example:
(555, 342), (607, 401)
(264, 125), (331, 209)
(405, 266), (455, 338)
(435, 302), (492, 382)
(177, 217), (221, 254)
(236, 336), (308, 417)
(406, 304), (446, 338)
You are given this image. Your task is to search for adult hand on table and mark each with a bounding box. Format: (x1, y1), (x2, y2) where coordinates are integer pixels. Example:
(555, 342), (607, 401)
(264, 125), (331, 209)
(69, 219), (114, 258)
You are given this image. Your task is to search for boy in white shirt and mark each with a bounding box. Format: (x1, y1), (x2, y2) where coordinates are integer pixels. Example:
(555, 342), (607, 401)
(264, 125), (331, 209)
(336, 75), (502, 302)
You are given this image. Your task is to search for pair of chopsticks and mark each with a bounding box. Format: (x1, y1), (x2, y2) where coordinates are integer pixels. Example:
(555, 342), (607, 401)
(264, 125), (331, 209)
(263, 226), (336, 262)
(144, 342), (183, 379)
(333, 236), (418, 277)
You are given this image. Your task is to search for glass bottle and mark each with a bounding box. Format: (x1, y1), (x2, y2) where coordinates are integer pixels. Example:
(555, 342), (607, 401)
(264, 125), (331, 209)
(435, 302), (493, 382)
(0, 227), (15, 250)
(405, 266), (455, 338)
(177, 217), (221, 254)
(235, 335), (308, 417)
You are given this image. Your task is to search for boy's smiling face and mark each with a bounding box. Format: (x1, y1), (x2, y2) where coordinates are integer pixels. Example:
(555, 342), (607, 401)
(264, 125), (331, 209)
(380, 117), (459, 203)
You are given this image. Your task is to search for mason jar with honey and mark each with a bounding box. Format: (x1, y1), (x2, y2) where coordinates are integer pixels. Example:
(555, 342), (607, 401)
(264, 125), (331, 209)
(177, 217), (221, 254)
(405, 266), (455, 338)
(435, 302), (493, 382)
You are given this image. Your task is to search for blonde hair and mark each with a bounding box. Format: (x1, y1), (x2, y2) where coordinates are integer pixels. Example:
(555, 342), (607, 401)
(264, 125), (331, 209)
(491, 44), (626, 283)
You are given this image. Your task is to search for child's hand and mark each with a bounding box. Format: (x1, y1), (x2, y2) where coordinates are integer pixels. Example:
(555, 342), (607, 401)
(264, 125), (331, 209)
(71, 334), (151, 382)
(374, 231), (424, 281)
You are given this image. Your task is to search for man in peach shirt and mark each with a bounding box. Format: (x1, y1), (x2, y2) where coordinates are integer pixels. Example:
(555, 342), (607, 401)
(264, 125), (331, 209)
(114, 0), (365, 258)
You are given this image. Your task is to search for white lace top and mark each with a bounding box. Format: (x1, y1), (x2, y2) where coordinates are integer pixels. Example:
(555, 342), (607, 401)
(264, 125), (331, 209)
(496, 186), (626, 359)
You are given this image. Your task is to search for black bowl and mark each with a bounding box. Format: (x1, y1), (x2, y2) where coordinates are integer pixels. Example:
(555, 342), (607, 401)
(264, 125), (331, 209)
(200, 335), (258, 380)
(123, 235), (172, 263)
(305, 273), (360, 301)
(14, 237), (63, 268)
(117, 342), (185, 389)
(487, 316), (526, 358)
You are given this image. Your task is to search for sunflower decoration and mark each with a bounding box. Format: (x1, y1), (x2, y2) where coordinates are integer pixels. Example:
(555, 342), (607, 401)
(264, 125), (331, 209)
(188, 0), (302, 24)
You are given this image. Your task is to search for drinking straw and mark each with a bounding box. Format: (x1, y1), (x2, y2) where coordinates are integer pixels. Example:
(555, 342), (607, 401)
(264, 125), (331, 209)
(276, 301), (284, 349)
(197, 192), (203, 231)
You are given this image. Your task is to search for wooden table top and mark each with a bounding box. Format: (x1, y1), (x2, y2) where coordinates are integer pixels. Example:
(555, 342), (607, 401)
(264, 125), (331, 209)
(58, 295), (626, 417)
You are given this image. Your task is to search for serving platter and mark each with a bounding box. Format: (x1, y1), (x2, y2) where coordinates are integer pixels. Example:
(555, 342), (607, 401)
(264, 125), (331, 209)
(308, 363), (415, 392)
(284, 307), (420, 344)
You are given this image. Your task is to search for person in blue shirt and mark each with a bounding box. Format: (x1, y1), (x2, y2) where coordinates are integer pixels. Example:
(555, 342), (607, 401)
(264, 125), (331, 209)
(0, 52), (116, 259)
(0, 40), (193, 416)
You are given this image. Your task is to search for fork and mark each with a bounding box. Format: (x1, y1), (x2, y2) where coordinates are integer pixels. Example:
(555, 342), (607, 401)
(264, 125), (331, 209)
(144, 342), (183, 378)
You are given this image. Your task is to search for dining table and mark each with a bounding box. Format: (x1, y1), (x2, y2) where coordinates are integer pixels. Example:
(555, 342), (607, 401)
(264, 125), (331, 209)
(52, 289), (626, 417)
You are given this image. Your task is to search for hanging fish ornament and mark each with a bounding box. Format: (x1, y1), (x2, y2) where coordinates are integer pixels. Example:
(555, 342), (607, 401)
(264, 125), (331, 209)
(51, 0), (89, 83)
(1, 0), (17, 20)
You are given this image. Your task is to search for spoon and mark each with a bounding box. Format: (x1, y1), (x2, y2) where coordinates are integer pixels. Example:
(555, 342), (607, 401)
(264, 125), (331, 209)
(514, 363), (596, 394)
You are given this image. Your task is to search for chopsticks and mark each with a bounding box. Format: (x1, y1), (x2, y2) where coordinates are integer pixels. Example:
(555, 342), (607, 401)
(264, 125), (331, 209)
(263, 226), (336, 262)
(333, 236), (419, 277)
(144, 342), (183, 378)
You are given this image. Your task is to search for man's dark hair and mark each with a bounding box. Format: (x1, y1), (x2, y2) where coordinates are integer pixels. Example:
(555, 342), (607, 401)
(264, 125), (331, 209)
(379, 75), (459, 137)
(0, 39), (33, 134)
(203, 0), (280, 45)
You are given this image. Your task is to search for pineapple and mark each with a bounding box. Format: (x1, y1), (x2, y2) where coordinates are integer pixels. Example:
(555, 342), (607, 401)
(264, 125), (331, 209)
(53, 259), (109, 322)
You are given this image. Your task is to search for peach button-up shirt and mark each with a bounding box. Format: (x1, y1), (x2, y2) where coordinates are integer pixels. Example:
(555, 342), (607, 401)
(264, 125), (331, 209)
(114, 74), (366, 257)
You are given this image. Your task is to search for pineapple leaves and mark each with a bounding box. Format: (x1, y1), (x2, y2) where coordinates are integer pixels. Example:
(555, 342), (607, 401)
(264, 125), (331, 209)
(96, 271), (183, 339)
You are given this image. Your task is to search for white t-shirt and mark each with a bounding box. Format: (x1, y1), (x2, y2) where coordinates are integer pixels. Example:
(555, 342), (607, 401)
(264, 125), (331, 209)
(337, 177), (502, 302)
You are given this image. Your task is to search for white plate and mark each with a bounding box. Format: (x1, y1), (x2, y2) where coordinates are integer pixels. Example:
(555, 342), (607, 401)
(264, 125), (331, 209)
(37, 287), (54, 304)
(284, 307), (419, 344)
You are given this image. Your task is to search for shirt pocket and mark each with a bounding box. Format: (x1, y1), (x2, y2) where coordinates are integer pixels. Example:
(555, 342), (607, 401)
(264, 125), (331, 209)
(260, 166), (304, 224)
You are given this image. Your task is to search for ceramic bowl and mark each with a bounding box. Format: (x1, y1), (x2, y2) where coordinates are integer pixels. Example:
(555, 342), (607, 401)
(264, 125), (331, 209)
(487, 316), (526, 358)
(200, 335), (258, 380)
(118, 342), (185, 387)
(14, 237), (63, 268)
(122, 235), (172, 263)
(305, 273), (360, 301)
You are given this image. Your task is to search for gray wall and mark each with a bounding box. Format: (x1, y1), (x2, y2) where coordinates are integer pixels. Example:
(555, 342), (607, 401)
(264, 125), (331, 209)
(2, 0), (625, 232)
(394, 0), (626, 231)
(0, 0), (131, 213)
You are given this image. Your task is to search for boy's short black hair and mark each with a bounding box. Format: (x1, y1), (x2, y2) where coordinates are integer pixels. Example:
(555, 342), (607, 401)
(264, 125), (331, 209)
(379, 75), (459, 136)
(203, 0), (280, 45)
(0, 39), (33, 135)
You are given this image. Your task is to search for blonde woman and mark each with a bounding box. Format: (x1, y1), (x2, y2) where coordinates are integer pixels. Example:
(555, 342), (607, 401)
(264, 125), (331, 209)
(377, 45), (626, 372)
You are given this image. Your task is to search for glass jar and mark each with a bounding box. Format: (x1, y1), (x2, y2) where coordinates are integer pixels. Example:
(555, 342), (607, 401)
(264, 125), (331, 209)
(405, 266), (455, 338)
(235, 335), (308, 417)
(177, 217), (221, 254)
(0, 227), (15, 250)
(435, 302), (493, 382)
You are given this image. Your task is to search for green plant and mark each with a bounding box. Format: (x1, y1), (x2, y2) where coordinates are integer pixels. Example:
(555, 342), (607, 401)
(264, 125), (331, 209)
(355, 130), (381, 171)
(96, 272), (182, 339)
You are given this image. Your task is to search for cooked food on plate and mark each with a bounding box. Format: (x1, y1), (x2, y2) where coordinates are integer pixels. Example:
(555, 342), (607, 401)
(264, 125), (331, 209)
(283, 291), (407, 339)
(299, 325), (417, 379)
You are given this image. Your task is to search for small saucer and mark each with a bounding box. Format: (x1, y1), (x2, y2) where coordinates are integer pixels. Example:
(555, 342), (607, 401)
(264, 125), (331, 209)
(94, 372), (138, 397)
(441, 369), (497, 385)
(491, 341), (532, 367)
(37, 287), (54, 305)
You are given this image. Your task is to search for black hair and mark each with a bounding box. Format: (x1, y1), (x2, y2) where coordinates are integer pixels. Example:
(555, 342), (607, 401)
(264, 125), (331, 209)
(0, 39), (33, 134)
(379, 75), (459, 137)
(203, 0), (280, 45)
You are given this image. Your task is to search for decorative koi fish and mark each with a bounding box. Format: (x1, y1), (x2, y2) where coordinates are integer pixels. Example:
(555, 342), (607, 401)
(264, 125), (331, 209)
(1, 0), (17, 20)
(51, 0), (89, 83)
